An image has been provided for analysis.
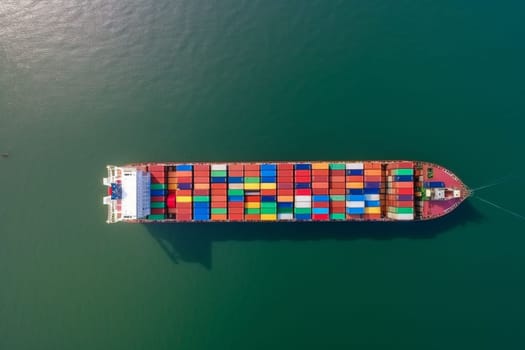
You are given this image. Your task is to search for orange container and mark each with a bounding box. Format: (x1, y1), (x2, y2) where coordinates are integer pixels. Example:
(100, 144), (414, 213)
(329, 189), (346, 195)
(346, 175), (363, 182)
(364, 175), (381, 182)
(177, 176), (192, 183)
(194, 183), (210, 190)
(364, 163), (381, 169)
(364, 169), (381, 176)
(330, 176), (345, 183)
(312, 182), (329, 189)
(393, 182), (413, 188)
(244, 214), (260, 221)
(211, 214), (227, 221)
(331, 182), (346, 189)
(168, 177), (178, 184)
(261, 189), (277, 196)
(176, 190), (192, 196)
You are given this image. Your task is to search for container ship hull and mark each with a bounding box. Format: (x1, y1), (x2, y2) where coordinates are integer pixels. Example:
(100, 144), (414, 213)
(102, 161), (469, 223)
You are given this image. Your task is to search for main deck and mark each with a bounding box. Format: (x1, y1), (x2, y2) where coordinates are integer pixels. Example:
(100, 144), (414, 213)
(102, 161), (469, 223)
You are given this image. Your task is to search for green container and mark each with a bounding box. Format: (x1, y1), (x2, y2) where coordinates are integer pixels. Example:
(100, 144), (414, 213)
(330, 195), (345, 201)
(245, 208), (260, 214)
(393, 169), (414, 176)
(245, 177), (260, 183)
(329, 163), (346, 170)
(228, 189), (244, 196)
(150, 183), (167, 190)
(261, 202), (277, 208)
(330, 213), (346, 220)
(193, 196), (210, 202)
(396, 207), (414, 214)
(148, 214), (166, 220)
(211, 208), (227, 214)
(261, 208), (277, 214)
(211, 170), (227, 177)
(294, 208), (311, 214)
(277, 207), (293, 214)
(150, 201), (166, 209)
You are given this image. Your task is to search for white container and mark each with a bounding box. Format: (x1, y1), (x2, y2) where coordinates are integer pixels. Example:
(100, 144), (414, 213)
(346, 201), (365, 208)
(211, 164), (227, 170)
(295, 201), (312, 208)
(390, 213), (414, 221)
(346, 163), (364, 170)
(365, 194), (380, 201)
(278, 213), (294, 220)
(295, 195), (311, 202)
(228, 183), (244, 189)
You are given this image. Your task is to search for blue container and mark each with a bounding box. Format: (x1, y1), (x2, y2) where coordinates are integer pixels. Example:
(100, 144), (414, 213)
(312, 195), (329, 202)
(261, 170), (277, 176)
(295, 183), (311, 189)
(261, 195), (277, 202)
(228, 196), (244, 202)
(365, 200), (380, 207)
(347, 207), (365, 214)
(394, 175), (414, 182)
(194, 215), (210, 221)
(295, 163), (311, 170)
(261, 176), (276, 183)
(176, 164), (192, 171)
(211, 177), (227, 183)
(278, 202), (293, 208)
(150, 189), (167, 196)
(261, 164), (277, 171)
(348, 189), (365, 195)
(178, 183), (192, 190)
(397, 195), (414, 201)
(295, 213), (311, 220)
(347, 169), (364, 176)
(346, 195), (365, 201)
(312, 207), (329, 214)
(425, 181), (445, 188)
(364, 188), (380, 194)
(228, 176), (244, 183)
(193, 202), (209, 208)
(364, 182), (381, 188)
(194, 208), (209, 214)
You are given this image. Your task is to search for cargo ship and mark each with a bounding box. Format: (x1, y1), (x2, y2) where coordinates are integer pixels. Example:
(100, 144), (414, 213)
(102, 161), (469, 223)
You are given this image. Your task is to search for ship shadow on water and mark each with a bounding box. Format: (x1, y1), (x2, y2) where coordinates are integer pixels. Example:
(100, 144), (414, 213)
(145, 201), (483, 269)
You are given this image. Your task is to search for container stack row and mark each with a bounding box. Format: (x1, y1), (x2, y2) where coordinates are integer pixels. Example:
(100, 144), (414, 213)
(312, 163), (330, 220)
(326, 163), (344, 219)
(363, 163), (382, 219)
(166, 168), (176, 217)
(260, 164), (277, 221)
(277, 163), (294, 220)
(193, 164), (210, 221)
(174, 164), (193, 221)
(149, 165), (167, 220)
(228, 164), (244, 221)
(294, 164), (312, 220)
(210, 164), (227, 221)
(386, 162), (414, 220)
(244, 164), (260, 221)
(344, 163), (364, 218)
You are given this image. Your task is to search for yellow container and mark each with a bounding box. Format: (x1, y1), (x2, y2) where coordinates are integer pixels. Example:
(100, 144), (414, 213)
(364, 169), (382, 176)
(346, 182), (364, 189)
(246, 202), (260, 209)
(168, 183), (178, 190)
(277, 196), (294, 202)
(260, 183), (276, 190)
(261, 214), (277, 221)
(194, 183), (210, 190)
(312, 162), (329, 170)
(176, 196), (192, 203)
(244, 183), (260, 190)
(365, 207), (381, 214)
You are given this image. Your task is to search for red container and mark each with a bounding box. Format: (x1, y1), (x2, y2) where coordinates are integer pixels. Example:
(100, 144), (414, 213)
(244, 214), (260, 221)
(312, 182), (329, 189)
(277, 183), (293, 189)
(295, 176), (311, 183)
(396, 201), (413, 208)
(277, 163), (293, 170)
(295, 170), (311, 177)
(176, 208), (192, 214)
(244, 164), (260, 171)
(211, 183), (227, 189)
(167, 194), (176, 208)
(312, 175), (328, 182)
(245, 196), (260, 202)
(244, 170), (260, 177)
(330, 202), (346, 208)
(313, 214), (329, 220)
(347, 214), (362, 219)
(329, 189), (346, 195)
(193, 177), (209, 183)
(393, 182), (413, 189)
(330, 176), (345, 182)
(167, 208), (177, 214)
(312, 170), (329, 176)
(346, 175), (363, 182)
(176, 203), (192, 209)
(312, 188), (329, 195)
(176, 177), (192, 184)
(211, 195), (227, 202)
(150, 208), (165, 215)
(278, 189), (293, 196)
(229, 171), (244, 177)
(277, 176), (294, 183)
(330, 182), (345, 189)
(151, 196), (165, 202)
(295, 189), (312, 196)
(193, 171), (209, 177)
(228, 208), (244, 214)
(398, 187), (414, 195)
(148, 165), (166, 172)
(228, 203), (244, 209)
(312, 201), (329, 208)
(229, 164), (244, 171)
(193, 189), (209, 196)
(330, 169), (345, 176)
(193, 164), (209, 171)
(229, 215), (244, 221)
(176, 215), (192, 221)
(364, 214), (382, 219)
(364, 163), (381, 169)
(364, 176), (381, 182)
(278, 170), (294, 177)
(261, 189), (277, 196)
(176, 190), (192, 196)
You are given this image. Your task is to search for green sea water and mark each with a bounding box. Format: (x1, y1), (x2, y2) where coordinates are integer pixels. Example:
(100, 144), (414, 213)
(1, 1), (525, 349)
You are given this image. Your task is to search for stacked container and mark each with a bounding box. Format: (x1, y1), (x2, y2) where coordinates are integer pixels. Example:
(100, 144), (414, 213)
(210, 164), (227, 221)
(311, 163), (330, 220)
(167, 168), (177, 218)
(294, 163), (312, 220)
(363, 163), (382, 219)
(174, 164), (193, 221)
(277, 163), (294, 220)
(193, 164), (210, 221)
(345, 162), (364, 219)
(228, 164), (244, 221)
(260, 164), (277, 221)
(244, 164), (261, 221)
(149, 165), (167, 220)
(386, 162), (414, 220)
